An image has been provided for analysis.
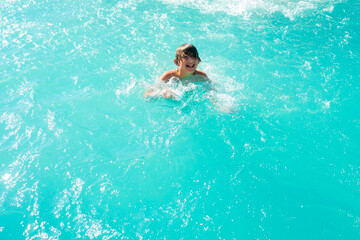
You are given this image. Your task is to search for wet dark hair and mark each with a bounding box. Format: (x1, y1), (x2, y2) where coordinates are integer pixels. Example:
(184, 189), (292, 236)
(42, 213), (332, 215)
(175, 43), (201, 62)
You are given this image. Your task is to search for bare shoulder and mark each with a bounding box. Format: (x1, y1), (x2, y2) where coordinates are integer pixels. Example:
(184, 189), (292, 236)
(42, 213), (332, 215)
(194, 70), (209, 80)
(160, 70), (177, 82)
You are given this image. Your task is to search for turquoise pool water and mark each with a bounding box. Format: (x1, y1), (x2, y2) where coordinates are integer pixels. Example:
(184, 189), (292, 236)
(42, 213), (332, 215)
(1, 0), (360, 239)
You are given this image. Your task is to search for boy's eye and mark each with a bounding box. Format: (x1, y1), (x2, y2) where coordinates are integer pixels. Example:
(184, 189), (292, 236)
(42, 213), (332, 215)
(181, 55), (191, 60)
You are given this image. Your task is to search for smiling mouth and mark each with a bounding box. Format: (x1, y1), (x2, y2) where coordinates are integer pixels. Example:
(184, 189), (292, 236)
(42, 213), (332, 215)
(186, 64), (195, 68)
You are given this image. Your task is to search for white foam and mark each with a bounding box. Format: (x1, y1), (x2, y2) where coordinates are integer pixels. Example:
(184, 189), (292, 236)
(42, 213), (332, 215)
(144, 77), (199, 100)
(210, 91), (239, 113)
(47, 110), (56, 131)
(116, 81), (137, 98)
(159, 0), (338, 19)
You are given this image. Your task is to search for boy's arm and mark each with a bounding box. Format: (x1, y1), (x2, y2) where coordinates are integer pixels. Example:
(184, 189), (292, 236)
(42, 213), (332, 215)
(144, 70), (175, 98)
(195, 70), (209, 80)
(160, 70), (176, 82)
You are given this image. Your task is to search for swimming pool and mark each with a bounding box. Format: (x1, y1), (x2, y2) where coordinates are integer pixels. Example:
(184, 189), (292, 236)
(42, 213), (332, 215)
(1, 0), (359, 239)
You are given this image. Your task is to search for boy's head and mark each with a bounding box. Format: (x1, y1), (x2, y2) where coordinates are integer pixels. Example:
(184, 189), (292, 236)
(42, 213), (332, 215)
(175, 43), (201, 63)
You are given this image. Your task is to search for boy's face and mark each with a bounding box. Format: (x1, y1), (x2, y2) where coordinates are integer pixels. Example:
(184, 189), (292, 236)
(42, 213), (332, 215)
(175, 52), (200, 73)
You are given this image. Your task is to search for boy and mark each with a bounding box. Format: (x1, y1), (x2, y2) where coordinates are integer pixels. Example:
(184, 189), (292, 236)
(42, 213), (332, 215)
(160, 43), (208, 81)
(144, 43), (208, 98)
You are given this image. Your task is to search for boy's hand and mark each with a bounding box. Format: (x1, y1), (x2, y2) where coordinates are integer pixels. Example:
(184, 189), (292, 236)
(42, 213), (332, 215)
(161, 89), (176, 99)
(144, 88), (176, 100)
(144, 89), (154, 97)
